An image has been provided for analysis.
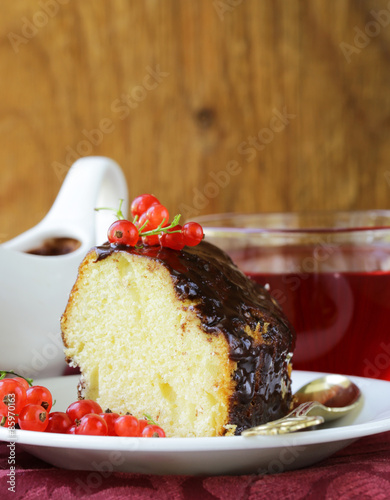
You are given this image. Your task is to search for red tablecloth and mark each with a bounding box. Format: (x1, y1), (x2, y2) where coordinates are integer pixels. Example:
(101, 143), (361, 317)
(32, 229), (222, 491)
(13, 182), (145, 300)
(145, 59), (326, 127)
(1, 431), (389, 500)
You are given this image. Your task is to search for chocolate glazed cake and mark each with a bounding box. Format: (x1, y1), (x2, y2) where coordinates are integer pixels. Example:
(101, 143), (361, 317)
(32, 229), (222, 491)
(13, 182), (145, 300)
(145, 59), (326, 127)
(61, 240), (295, 437)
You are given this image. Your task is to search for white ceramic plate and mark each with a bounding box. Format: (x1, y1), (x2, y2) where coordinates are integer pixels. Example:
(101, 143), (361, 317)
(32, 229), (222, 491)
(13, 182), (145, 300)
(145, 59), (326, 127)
(1, 371), (390, 475)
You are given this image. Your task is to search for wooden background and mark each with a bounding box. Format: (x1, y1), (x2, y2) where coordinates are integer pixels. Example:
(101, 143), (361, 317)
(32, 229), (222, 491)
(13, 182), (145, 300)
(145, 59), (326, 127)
(1, 0), (390, 240)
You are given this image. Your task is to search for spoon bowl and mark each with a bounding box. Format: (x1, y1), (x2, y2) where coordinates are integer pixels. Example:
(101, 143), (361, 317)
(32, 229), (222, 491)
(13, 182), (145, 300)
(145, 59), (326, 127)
(242, 374), (362, 436)
(293, 374), (361, 419)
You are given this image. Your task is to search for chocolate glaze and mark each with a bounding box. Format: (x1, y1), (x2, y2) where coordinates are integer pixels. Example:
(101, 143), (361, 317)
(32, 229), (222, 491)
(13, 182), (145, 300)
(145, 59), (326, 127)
(95, 240), (296, 434)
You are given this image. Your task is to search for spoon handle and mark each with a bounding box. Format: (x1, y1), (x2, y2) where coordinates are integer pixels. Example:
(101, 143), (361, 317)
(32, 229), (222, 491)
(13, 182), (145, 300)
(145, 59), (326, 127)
(242, 402), (325, 436)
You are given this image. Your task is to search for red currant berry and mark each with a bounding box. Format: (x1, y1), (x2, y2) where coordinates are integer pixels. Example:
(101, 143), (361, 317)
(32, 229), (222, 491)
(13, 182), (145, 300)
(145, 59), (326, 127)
(145, 204), (169, 230)
(77, 413), (108, 436)
(18, 404), (48, 432)
(0, 379), (27, 414)
(107, 220), (139, 246)
(66, 399), (103, 423)
(182, 222), (204, 246)
(99, 412), (120, 436)
(141, 424), (166, 438)
(45, 412), (72, 434)
(26, 385), (53, 412)
(13, 377), (30, 391)
(138, 418), (149, 434)
(114, 415), (140, 437)
(142, 234), (160, 246)
(160, 225), (185, 250)
(131, 194), (160, 219)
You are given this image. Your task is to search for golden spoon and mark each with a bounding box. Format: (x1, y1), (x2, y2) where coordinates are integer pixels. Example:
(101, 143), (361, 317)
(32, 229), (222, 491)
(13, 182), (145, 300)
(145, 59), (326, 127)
(242, 374), (362, 436)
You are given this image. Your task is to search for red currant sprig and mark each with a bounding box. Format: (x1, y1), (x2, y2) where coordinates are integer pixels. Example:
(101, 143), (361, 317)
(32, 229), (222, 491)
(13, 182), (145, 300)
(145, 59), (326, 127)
(0, 371), (166, 436)
(96, 195), (204, 250)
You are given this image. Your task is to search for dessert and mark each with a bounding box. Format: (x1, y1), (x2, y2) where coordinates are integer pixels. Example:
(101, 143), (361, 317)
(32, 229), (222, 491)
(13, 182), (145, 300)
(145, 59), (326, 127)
(61, 197), (295, 437)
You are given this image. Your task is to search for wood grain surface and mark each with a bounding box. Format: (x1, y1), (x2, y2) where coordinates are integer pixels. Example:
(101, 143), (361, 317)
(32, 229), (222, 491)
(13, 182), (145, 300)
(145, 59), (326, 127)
(1, 0), (390, 240)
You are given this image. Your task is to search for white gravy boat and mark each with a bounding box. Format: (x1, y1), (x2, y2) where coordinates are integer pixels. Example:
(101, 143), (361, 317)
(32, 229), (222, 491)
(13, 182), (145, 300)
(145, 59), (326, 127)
(0, 157), (128, 377)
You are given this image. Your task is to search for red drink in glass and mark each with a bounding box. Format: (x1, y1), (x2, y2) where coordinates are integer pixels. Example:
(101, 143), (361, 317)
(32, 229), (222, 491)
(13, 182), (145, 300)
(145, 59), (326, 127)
(198, 212), (390, 380)
(243, 249), (390, 380)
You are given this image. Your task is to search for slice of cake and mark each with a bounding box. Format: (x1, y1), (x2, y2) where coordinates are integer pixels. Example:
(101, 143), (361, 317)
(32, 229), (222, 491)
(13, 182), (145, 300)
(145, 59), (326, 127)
(61, 240), (295, 437)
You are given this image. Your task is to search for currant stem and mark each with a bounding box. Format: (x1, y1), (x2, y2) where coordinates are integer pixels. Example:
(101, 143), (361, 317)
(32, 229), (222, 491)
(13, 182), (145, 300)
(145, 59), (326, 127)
(138, 219), (150, 233)
(143, 413), (158, 425)
(140, 214), (182, 237)
(0, 370), (33, 386)
(95, 198), (125, 220)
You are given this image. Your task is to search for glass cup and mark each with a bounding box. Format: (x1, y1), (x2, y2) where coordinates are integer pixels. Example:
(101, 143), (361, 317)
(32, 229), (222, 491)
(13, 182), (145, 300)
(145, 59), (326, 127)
(195, 210), (390, 380)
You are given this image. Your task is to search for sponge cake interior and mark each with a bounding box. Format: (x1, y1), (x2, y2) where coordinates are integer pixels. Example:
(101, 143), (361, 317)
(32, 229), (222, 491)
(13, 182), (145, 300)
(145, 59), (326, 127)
(62, 250), (237, 437)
